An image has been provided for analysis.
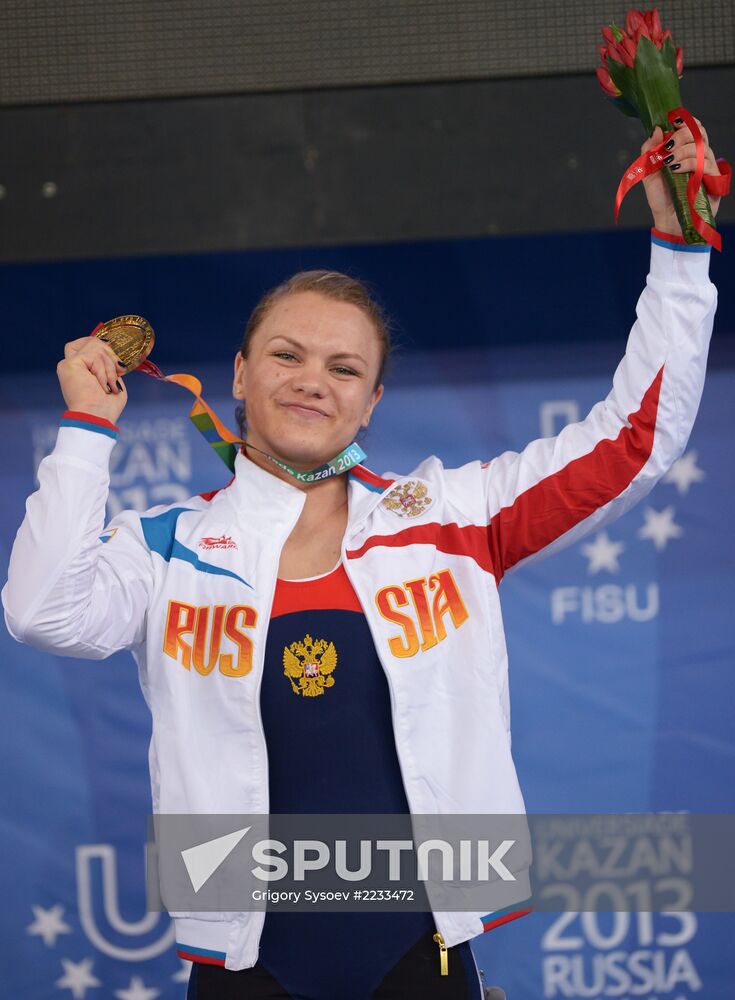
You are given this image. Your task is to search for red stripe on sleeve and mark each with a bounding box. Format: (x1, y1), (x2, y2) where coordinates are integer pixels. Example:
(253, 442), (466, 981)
(347, 368), (663, 583)
(62, 410), (120, 432)
(176, 950), (225, 966)
(488, 366), (663, 578)
(483, 905), (534, 932)
(651, 227), (688, 246)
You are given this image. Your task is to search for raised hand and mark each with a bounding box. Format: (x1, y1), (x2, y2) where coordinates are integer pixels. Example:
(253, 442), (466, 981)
(641, 117), (722, 236)
(57, 334), (129, 423)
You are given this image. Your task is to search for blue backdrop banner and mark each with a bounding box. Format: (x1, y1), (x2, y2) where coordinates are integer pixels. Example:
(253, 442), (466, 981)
(1, 233), (733, 999)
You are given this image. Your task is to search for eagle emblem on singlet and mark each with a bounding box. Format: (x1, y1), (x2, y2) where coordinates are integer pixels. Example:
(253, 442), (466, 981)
(283, 634), (338, 696)
(381, 480), (433, 518)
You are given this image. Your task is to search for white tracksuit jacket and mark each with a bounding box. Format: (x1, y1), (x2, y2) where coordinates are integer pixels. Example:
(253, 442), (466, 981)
(2, 236), (717, 969)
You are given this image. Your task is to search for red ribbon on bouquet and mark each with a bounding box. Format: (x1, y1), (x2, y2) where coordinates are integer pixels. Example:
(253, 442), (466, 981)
(614, 106), (731, 252)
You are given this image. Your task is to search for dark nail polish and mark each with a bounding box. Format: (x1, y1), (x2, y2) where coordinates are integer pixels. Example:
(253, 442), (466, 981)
(98, 335), (109, 342)
(671, 163), (681, 170)
(664, 154), (675, 165)
(674, 117), (684, 125)
(664, 139), (675, 150)
(116, 380), (123, 392)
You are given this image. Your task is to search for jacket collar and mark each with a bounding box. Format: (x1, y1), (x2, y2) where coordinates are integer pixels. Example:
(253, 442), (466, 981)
(223, 449), (395, 531)
(347, 464), (396, 527)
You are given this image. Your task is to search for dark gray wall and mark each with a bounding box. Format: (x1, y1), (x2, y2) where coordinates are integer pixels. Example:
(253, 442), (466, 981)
(1, 67), (733, 262)
(1, 0), (731, 106)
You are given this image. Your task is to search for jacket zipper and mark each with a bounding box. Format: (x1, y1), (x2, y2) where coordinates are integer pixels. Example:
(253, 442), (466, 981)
(432, 932), (449, 975)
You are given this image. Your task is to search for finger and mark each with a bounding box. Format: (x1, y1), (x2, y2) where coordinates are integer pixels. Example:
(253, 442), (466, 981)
(641, 126), (664, 154)
(89, 339), (128, 377)
(87, 335), (121, 364)
(64, 336), (98, 359)
(670, 153), (719, 176)
(671, 119), (710, 153)
(668, 139), (697, 160)
(87, 356), (115, 393)
(103, 354), (120, 392)
(669, 126), (692, 149)
(65, 336), (115, 362)
(701, 146), (718, 172)
(100, 342), (129, 374)
(666, 140), (716, 169)
(692, 116), (709, 147)
(98, 344), (128, 390)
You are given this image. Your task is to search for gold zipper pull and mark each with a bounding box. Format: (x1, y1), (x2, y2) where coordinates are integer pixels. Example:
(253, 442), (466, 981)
(432, 932), (448, 976)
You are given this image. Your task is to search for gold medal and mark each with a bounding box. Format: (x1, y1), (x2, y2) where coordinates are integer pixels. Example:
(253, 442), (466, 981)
(94, 315), (155, 370)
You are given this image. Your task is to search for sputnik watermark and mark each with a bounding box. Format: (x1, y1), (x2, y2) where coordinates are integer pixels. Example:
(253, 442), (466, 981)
(246, 838), (517, 885)
(147, 814), (533, 913)
(147, 813), (735, 914)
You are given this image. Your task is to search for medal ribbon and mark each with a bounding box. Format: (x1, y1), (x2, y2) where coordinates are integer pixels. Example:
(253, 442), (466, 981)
(614, 106), (731, 252)
(91, 329), (366, 479)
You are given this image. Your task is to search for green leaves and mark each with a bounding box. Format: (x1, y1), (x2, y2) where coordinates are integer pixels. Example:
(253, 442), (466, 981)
(607, 57), (641, 117)
(611, 94), (641, 119)
(633, 35), (682, 132)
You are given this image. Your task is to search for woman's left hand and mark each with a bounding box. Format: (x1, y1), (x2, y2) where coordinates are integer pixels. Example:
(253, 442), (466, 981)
(641, 116), (722, 236)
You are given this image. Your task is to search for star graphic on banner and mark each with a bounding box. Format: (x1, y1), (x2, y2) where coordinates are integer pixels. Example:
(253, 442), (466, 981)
(55, 957), (101, 999)
(171, 958), (192, 983)
(114, 976), (161, 1000)
(27, 903), (72, 947)
(638, 505), (683, 551)
(580, 531), (625, 574)
(664, 450), (706, 495)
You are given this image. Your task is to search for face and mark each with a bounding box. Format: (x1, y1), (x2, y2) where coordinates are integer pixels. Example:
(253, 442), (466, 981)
(232, 291), (384, 469)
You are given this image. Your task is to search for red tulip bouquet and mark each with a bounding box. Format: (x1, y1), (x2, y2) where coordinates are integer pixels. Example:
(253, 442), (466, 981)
(597, 8), (725, 248)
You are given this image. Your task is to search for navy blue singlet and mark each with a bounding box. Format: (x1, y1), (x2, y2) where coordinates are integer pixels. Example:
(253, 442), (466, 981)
(256, 562), (437, 1000)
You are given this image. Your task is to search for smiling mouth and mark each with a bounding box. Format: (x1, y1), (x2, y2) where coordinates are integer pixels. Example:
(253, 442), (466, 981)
(281, 403), (329, 418)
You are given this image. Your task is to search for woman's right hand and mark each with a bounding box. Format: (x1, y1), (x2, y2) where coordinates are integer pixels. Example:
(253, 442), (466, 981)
(57, 335), (129, 424)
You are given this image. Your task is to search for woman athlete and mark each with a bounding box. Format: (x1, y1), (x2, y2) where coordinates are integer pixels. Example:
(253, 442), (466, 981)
(2, 118), (725, 999)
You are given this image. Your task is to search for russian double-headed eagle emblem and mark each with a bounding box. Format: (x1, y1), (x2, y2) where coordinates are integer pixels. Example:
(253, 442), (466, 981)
(283, 633), (338, 696)
(381, 480), (433, 518)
